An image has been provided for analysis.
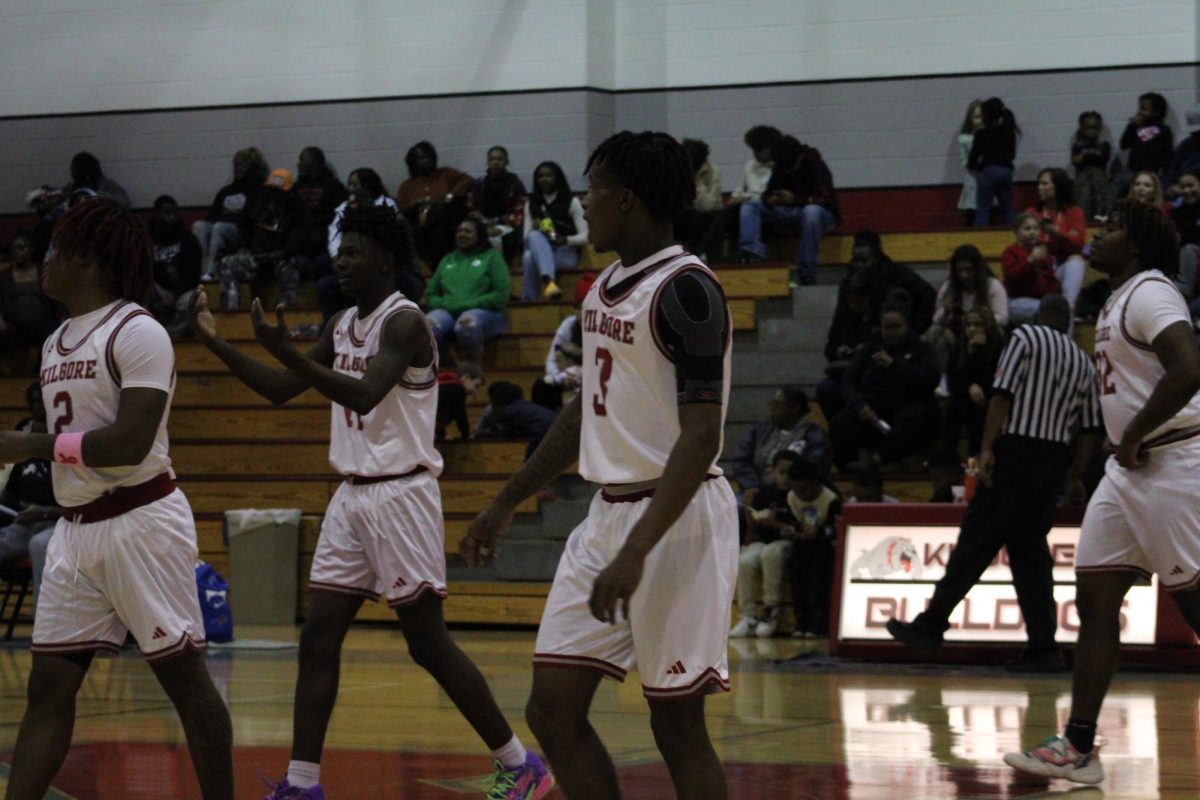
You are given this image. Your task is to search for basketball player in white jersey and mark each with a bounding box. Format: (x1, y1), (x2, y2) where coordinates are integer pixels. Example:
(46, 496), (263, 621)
(0, 199), (234, 800)
(462, 131), (739, 800)
(1006, 199), (1200, 784)
(189, 204), (550, 800)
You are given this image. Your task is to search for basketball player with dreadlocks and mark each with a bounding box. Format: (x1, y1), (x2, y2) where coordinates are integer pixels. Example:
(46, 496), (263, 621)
(1006, 199), (1200, 784)
(462, 131), (738, 800)
(189, 204), (550, 800)
(0, 198), (234, 800)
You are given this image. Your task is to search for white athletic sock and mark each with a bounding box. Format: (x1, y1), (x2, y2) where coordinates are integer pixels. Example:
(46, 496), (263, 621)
(286, 760), (321, 788)
(491, 735), (528, 769)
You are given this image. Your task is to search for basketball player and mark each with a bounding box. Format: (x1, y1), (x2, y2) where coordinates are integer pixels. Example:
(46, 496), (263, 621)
(189, 204), (550, 800)
(0, 199), (234, 800)
(1006, 199), (1200, 784)
(462, 131), (739, 800)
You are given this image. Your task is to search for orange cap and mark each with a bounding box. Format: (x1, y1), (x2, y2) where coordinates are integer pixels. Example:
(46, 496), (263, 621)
(266, 168), (293, 191)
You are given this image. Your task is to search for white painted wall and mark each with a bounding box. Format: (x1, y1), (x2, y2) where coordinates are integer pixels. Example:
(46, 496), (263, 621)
(0, 1), (1194, 117)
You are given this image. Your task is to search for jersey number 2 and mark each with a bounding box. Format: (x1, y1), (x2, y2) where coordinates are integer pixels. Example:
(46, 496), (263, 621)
(52, 391), (74, 434)
(592, 347), (613, 416)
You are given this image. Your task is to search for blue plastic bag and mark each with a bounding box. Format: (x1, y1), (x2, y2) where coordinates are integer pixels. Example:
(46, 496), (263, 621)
(196, 562), (233, 644)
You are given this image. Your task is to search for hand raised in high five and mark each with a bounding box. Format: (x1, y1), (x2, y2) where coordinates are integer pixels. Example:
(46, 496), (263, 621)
(188, 287), (219, 343)
(250, 298), (293, 356)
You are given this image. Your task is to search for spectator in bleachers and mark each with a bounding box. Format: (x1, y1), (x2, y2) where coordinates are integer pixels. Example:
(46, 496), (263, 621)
(675, 138), (723, 257)
(467, 146), (527, 259)
(1112, 91), (1173, 204)
(968, 97), (1019, 227)
(957, 99), (984, 226)
(830, 303), (940, 472)
(816, 271), (877, 422)
(698, 124), (782, 260)
(925, 244), (1008, 387)
(0, 232), (56, 350)
(293, 146), (347, 260)
(1127, 170), (1166, 208)
(62, 151), (130, 209)
(731, 449), (803, 638)
(941, 306), (1004, 455)
(1003, 213), (1059, 326)
(425, 216), (509, 363)
(1071, 111), (1111, 221)
(147, 195), (202, 338)
(319, 168), (407, 324)
(474, 380), (557, 459)
(784, 458), (842, 638)
(396, 140), (472, 271)
(731, 386), (832, 505)
(846, 463), (899, 503)
(436, 361), (485, 441)
(849, 230), (936, 334)
(734, 134), (840, 287)
(1171, 169), (1200, 315)
(532, 273), (596, 410)
(1165, 104), (1200, 198)
(1027, 168), (1086, 312)
(522, 161), (588, 301)
(197, 146), (270, 282)
(218, 168), (310, 310)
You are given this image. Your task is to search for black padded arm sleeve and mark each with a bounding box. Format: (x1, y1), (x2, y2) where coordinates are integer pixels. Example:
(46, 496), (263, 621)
(653, 271), (729, 405)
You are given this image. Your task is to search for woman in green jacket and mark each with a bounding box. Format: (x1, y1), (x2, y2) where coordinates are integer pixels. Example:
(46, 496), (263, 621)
(425, 216), (510, 362)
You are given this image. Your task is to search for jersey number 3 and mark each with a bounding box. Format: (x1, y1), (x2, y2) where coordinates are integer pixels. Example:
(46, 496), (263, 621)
(592, 347), (613, 416)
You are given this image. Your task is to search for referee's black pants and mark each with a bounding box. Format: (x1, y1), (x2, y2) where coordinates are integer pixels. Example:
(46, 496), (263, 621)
(912, 435), (1072, 652)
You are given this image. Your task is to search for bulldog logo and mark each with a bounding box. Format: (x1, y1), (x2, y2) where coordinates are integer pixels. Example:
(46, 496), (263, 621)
(850, 536), (922, 579)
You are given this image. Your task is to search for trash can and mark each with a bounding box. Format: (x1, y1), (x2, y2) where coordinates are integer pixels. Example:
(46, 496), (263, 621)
(224, 508), (301, 624)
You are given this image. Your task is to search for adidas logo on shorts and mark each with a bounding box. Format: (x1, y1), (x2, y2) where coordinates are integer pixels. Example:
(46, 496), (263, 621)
(665, 660), (687, 675)
(393, 577), (408, 589)
(1171, 565), (1185, 576)
(152, 627), (167, 640)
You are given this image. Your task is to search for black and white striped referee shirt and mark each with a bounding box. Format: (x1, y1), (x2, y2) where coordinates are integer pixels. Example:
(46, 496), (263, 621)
(992, 324), (1102, 444)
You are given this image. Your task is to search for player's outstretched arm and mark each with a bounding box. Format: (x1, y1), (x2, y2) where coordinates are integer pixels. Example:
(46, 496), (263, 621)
(250, 301), (427, 414)
(189, 289), (324, 405)
(1117, 320), (1200, 469)
(460, 394), (583, 567)
(588, 401), (722, 623)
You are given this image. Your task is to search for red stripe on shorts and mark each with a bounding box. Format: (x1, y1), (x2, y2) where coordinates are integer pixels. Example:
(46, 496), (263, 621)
(308, 581), (381, 602)
(386, 581), (448, 608)
(642, 667), (730, 701)
(533, 652), (628, 681)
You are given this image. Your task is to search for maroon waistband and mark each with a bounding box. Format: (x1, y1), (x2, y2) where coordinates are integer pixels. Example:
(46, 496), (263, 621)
(344, 465), (428, 486)
(601, 474), (721, 504)
(63, 473), (176, 524)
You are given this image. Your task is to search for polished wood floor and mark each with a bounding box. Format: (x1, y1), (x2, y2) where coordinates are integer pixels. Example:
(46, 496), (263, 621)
(1, 626), (1198, 799)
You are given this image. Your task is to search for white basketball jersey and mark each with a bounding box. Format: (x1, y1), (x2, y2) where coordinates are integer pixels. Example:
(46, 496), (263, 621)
(1094, 270), (1200, 445)
(578, 246), (731, 484)
(40, 300), (176, 506)
(328, 292), (443, 477)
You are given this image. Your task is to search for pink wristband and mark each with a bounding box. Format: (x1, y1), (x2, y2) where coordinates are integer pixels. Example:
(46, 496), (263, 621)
(53, 432), (86, 466)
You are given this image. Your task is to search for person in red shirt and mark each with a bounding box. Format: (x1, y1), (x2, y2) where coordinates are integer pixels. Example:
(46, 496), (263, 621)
(1003, 212), (1061, 325)
(1026, 167), (1086, 313)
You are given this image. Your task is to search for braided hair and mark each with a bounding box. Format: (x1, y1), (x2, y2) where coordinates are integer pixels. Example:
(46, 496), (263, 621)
(51, 197), (152, 305)
(585, 131), (695, 221)
(338, 204), (418, 275)
(1111, 198), (1180, 276)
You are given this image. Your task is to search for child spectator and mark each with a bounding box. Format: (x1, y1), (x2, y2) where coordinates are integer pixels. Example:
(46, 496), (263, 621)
(1166, 104), (1200, 197)
(436, 361), (485, 440)
(847, 463), (899, 503)
(218, 168), (310, 310)
(1113, 91), (1173, 204)
(396, 140), (472, 271)
(62, 151), (130, 208)
(925, 244), (1009, 384)
(474, 380), (558, 459)
(532, 273), (596, 410)
(731, 386), (832, 501)
(425, 217), (509, 363)
(730, 450), (804, 639)
(147, 195), (202, 338)
(968, 97), (1020, 227)
(0, 232), (56, 350)
(829, 303), (940, 472)
(1027, 167), (1087, 311)
(1171, 169), (1200, 315)
(1002, 213), (1059, 325)
(521, 161), (587, 301)
(941, 306), (1004, 455)
(784, 458), (842, 638)
(197, 146), (269, 281)
(1127, 170), (1166, 208)
(698, 125), (782, 260)
(735, 134), (841, 287)
(675, 138), (723, 257)
(957, 100), (984, 225)
(467, 146), (527, 258)
(1071, 111), (1111, 220)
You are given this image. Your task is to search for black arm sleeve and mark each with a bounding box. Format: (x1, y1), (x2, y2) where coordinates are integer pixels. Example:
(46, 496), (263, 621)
(653, 271), (729, 405)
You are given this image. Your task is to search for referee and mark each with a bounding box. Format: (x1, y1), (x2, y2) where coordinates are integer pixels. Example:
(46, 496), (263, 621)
(887, 294), (1102, 672)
